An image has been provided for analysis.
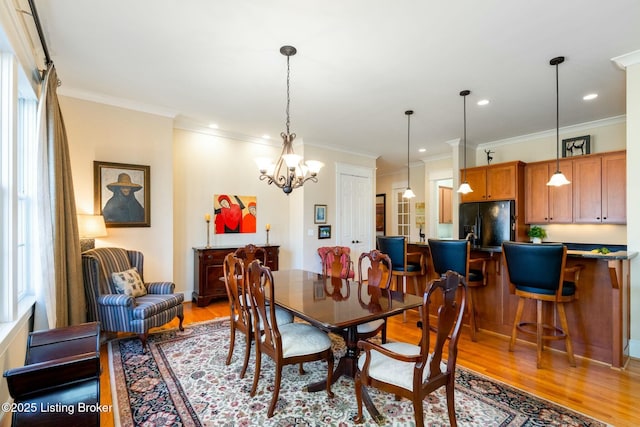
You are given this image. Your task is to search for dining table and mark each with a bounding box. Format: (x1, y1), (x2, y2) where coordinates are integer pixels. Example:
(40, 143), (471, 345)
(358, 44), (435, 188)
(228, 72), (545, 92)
(270, 269), (424, 391)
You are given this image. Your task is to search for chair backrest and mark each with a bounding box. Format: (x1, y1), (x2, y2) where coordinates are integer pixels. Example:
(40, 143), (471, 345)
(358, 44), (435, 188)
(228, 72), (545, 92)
(502, 241), (566, 294)
(223, 253), (251, 329)
(234, 244), (267, 265)
(317, 246), (353, 279)
(427, 239), (469, 277)
(246, 260), (279, 356)
(420, 270), (467, 380)
(376, 236), (406, 271)
(358, 249), (392, 289)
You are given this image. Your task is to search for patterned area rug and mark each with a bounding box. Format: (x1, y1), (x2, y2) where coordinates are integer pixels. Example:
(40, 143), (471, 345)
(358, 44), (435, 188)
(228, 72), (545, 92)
(109, 319), (608, 426)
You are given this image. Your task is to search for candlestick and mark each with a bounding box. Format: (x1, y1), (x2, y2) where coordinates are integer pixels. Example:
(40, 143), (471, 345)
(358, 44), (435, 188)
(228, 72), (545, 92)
(266, 223), (270, 231)
(266, 229), (270, 246)
(205, 217), (211, 248)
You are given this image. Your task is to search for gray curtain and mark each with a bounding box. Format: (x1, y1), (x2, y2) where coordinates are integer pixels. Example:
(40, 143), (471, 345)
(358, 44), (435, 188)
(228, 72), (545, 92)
(36, 64), (85, 328)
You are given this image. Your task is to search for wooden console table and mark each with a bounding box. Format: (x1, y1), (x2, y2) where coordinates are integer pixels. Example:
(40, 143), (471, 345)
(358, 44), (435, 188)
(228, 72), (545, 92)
(192, 245), (280, 306)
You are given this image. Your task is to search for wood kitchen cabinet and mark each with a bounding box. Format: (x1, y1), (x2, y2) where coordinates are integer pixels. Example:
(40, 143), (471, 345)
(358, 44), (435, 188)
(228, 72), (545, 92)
(460, 161), (525, 203)
(524, 159), (573, 223)
(438, 185), (453, 223)
(573, 151), (626, 224)
(193, 245), (280, 307)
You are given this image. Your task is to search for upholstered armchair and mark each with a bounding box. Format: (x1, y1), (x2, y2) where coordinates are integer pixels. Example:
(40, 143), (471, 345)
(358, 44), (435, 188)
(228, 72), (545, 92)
(81, 247), (184, 348)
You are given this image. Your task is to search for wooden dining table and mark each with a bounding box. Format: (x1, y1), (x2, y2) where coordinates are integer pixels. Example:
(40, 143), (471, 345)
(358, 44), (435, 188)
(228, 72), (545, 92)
(271, 269), (423, 391)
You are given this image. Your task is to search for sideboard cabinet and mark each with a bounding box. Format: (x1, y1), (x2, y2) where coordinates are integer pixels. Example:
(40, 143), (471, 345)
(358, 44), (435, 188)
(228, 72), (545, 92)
(193, 245), (280, 307)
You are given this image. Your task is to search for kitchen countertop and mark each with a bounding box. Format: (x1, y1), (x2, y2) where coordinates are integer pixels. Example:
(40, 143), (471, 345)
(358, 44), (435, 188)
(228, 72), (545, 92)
(409, 241), (637, 260)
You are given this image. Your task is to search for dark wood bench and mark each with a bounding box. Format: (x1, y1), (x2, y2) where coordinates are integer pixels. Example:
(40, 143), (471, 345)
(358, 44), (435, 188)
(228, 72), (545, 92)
(3, 322), (101, 426)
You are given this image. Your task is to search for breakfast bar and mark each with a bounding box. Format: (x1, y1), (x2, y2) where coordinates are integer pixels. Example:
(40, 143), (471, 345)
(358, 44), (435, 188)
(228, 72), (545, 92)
(409, 242), (636, 368)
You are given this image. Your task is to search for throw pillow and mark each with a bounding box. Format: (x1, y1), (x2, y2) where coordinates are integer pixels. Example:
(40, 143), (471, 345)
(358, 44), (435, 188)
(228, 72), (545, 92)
(111, 267), (147, 297)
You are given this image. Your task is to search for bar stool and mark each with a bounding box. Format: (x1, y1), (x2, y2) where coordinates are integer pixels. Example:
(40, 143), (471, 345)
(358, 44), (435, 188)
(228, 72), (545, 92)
(502, 241), (581, 368)
(427, 239), (488, 341)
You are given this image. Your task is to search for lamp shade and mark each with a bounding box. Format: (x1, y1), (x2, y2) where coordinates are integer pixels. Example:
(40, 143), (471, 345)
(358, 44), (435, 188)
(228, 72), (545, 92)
(546, 171), (571, 186)
(457, 181), (473, 194)
(77, 214), (107, 238)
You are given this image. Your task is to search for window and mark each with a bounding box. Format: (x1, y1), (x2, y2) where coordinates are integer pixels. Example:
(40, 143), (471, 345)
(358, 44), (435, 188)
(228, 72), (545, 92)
(0, 51), (37, 322)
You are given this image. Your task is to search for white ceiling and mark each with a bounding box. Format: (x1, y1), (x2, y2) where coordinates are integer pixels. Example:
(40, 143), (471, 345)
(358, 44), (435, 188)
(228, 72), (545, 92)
(32, 0), (640, 175)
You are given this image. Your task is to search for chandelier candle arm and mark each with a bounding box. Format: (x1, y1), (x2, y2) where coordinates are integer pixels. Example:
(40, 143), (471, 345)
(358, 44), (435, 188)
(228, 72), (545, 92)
(257, 45), (324, 195)
(457, 90), (473, 194)
(547, 56), (570, 187)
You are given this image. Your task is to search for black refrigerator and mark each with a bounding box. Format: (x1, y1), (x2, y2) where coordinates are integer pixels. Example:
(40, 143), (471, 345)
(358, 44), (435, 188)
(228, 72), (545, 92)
(459, 200), (515, 248)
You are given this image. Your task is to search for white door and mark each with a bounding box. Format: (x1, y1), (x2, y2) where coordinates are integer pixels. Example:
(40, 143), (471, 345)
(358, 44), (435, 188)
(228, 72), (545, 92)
(337, 164), (373, 281)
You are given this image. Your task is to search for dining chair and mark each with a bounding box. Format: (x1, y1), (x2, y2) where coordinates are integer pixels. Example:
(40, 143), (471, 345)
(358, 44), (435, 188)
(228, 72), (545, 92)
(355, 249), (393, 343)
(222, 253), (293, 379)
(317, 246), (355, 279)
(354, 270), (467, 427)
(376, 236), (425, 322)
(427, 238), (488, 341)
(234, 243), (267, 265)
(502, 241), (581, 368)
(246, 260), (335, 418)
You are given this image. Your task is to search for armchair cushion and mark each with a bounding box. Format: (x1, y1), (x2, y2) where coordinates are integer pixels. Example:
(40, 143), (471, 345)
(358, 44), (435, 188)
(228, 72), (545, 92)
(111, 267), (147, 297)
(357, 342), (445, 391)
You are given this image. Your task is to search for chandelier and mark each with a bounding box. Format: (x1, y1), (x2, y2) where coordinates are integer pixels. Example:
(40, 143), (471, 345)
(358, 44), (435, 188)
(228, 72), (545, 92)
(256, 45), (323, 195)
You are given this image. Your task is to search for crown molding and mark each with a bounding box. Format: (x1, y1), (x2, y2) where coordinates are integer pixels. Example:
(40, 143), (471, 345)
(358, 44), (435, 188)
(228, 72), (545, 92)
(612, 50), (640, 69)
(58, 86), (179, 118)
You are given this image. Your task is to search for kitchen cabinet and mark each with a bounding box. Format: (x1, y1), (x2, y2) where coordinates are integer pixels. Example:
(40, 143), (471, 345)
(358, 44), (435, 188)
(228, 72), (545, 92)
(460, 161), (524, 203)
(524, 159), (573, 223)
(193, 245), (280, 307)
(573, 151), (626, 224)
(438, 186), (452, 223)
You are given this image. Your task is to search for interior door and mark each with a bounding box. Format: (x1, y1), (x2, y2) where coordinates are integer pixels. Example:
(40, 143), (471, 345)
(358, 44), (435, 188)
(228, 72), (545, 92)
(337, 164), (373, 281)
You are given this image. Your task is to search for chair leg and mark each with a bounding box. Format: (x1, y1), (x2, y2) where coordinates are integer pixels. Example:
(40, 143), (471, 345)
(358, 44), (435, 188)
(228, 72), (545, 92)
(325, 352), (334, 399)
(467, 286), (477, 342)
(226, 323), (236, 366)
(413, 390), (425, 427)
(177, 313), (184, 331)
(381, 322), (387, 344)
(536, 300), (543, 369)
(240, 332), (251, 379)
(353, 372), (365, 424)
(510, 298), (525, 351)
(250, 346), (261, 397)
(139, 333), (148, 352)
(557, 303), (576, 367)
(402, 276), (408, 322)
(446, 377), (457, 427)
(268, 363), (283, 418)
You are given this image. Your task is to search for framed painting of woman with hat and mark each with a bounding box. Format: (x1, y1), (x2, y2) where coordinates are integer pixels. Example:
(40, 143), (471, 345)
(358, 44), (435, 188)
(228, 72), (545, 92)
(94, 161), (150, 227)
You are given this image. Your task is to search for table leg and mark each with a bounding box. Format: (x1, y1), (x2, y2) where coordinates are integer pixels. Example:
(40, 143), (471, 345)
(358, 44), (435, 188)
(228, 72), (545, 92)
(305, 326), (359, 392)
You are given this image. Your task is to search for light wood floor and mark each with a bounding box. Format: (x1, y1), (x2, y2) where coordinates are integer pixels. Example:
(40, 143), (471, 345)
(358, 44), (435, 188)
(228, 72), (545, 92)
(99, 301), (640, 426)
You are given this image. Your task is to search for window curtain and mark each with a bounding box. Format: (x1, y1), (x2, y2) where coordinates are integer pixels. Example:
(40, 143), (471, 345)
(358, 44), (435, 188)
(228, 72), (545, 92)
(33, 64), (85, 330)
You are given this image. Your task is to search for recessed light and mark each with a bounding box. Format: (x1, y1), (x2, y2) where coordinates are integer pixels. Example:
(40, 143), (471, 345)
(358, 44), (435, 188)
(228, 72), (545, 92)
(418, 148), (426, 153)
(477, 99), (490, 106)
(262, 134), (270, 140)
(583, 93), (598, 100)
(208, 123), (219, 129)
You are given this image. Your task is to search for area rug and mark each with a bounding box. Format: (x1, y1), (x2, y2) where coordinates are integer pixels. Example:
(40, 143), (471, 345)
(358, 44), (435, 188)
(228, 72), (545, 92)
(109, 319), (608, 426)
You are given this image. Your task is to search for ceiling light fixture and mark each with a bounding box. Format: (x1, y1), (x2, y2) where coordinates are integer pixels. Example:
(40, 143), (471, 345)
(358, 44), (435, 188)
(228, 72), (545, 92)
(402, 110), (416, 199)
(546, 56), (571, 187)
(583, 93), (598, 101)
(457, 90), (473, 194)
(256, 45), (323, 195)
(477, 99), (490, 106)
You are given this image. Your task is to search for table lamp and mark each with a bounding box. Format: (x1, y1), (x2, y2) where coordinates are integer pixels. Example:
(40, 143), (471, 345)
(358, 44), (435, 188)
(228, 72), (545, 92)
(77, 214), (108, 252)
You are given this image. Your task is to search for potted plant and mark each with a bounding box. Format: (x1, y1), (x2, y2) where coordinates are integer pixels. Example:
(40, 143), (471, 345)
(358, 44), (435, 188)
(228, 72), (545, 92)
(527, 225), (547, 244)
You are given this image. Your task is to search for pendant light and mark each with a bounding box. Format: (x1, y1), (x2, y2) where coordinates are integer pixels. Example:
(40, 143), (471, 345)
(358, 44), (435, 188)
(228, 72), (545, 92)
(546, 56), (571, 186)
(402, 110), (416, 199)
(457, 90), (473, 194)
(256, 45), (324, 194)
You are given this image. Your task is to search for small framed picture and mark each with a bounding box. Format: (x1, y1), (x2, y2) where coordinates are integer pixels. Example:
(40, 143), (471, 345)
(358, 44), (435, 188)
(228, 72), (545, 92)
(94, 161), (150, 227)
(314, 204), (327, 224)
(318, 225), (331, 239)
(562, 135), (591, 158)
